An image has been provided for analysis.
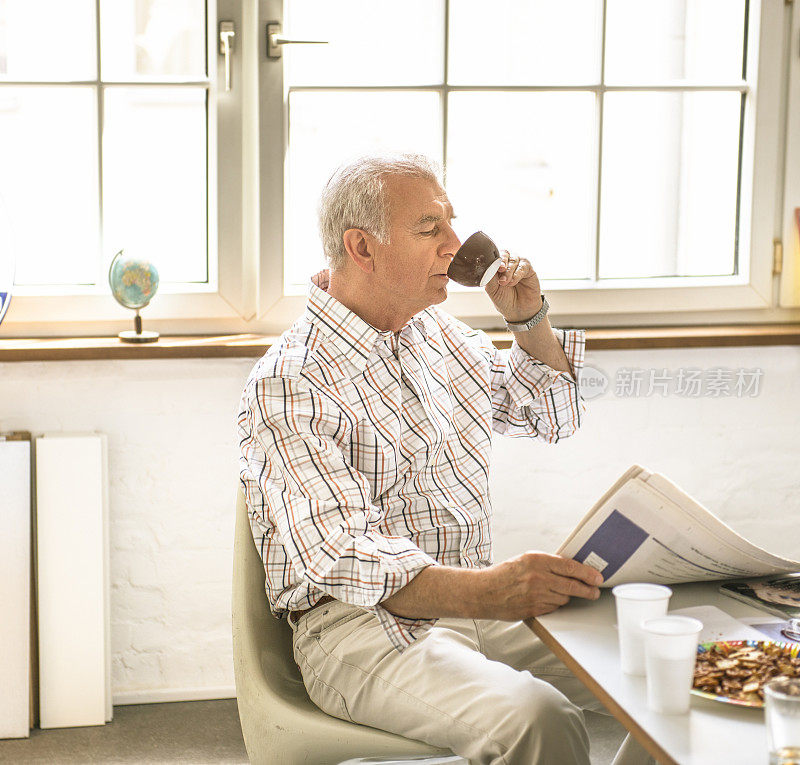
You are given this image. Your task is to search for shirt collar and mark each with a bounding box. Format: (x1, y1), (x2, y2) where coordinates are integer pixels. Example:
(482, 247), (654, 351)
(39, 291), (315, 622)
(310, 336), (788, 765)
(304, 281), (433, 373)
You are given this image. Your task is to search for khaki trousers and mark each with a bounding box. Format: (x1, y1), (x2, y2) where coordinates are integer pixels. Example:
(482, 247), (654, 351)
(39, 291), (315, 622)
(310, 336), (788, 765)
(290, 600), (654, 765)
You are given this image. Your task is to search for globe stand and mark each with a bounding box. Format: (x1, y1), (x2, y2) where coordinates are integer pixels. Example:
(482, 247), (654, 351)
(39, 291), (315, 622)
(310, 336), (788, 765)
(119, 309), (159, 343)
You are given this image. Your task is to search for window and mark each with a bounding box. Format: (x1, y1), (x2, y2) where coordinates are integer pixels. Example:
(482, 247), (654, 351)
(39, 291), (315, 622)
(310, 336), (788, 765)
(1, 0), (211, 283)
(271, 0), (786, 330)
(0, 0), (247, 333)
(1, 0), (795, 337)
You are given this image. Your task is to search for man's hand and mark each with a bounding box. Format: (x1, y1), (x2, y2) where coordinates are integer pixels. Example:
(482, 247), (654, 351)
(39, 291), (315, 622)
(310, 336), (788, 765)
(381, 552), (603, 622)
(477, 551), (603, 621)
(484, 251), (542, 323)
(482, 251), (574, 375)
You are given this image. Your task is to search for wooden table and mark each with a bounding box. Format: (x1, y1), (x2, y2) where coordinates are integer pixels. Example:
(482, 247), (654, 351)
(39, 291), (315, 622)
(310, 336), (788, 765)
(526, 582), (773, 765)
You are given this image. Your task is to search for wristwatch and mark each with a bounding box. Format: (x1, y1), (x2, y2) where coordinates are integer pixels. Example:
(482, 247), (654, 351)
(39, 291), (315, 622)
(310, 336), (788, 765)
(504, 294), (549, 332)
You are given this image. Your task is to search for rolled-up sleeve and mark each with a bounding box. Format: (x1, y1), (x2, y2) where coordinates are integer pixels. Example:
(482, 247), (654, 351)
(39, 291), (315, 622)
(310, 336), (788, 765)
(244, 376), (439, 651)
(490, 328), (587, 441)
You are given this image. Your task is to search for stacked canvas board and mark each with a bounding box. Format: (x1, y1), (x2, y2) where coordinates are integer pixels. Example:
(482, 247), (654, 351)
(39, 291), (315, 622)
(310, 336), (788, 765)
(0, 432), (112, 739)
(0, 433), (33, 739)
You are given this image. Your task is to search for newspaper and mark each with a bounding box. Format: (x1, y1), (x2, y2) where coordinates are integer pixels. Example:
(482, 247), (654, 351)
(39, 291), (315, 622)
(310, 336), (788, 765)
(557, 465), (800, 587)
(719, 575), (800, 619)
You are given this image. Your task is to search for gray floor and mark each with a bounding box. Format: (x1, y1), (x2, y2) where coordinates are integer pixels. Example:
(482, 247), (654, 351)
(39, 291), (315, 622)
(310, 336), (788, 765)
(0, 699), (627, 764)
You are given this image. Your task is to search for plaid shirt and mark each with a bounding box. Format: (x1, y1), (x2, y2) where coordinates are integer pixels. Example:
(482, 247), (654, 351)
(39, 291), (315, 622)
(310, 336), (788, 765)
(238, 282), (586, 652)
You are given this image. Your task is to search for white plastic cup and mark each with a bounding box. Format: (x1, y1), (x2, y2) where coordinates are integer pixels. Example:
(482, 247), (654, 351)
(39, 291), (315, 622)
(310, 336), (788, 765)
(641, 615), (703, 714)
(612, 583), (672, 676)
(765, 677), (800, 764)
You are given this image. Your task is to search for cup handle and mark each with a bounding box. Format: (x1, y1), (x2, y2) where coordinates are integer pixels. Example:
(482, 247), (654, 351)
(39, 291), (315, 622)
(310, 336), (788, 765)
(479, 258), (503, 287)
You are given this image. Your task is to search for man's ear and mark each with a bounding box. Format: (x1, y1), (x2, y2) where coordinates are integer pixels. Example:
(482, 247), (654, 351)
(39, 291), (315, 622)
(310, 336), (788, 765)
(342, 228), (375, 274)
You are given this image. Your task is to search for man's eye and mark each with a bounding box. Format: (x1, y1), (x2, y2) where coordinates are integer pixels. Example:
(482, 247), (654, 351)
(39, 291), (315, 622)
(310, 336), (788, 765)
(423, 227), (438, 236)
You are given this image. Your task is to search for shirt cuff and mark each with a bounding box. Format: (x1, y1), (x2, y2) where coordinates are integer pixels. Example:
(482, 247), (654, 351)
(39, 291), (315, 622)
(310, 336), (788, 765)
(368, 555), (440, 653)
(369, 604), (439, 652)
(504, 328), (586, 409)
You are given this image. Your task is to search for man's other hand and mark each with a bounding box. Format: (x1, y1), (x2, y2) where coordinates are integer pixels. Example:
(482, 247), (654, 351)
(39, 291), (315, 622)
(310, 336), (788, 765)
(480, 551), (603, 621)
(381, 552), (602, 622)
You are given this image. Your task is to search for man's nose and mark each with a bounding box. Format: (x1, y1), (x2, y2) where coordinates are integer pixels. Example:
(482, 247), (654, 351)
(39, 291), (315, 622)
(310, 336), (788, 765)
(440, 225), (461, 260)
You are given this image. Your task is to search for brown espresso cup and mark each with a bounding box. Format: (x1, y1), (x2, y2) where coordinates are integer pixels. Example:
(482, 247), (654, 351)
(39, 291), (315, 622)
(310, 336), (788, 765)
(447, 231), (503, 287)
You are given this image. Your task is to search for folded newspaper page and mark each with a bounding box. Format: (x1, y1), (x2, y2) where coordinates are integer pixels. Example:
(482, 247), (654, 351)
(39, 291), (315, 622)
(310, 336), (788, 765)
(557, 465), (800, 587)
(719, 575), (800, 619)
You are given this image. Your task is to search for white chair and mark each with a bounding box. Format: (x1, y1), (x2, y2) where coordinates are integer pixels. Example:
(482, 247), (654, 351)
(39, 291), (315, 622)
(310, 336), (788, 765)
(232, 487), (453, 764)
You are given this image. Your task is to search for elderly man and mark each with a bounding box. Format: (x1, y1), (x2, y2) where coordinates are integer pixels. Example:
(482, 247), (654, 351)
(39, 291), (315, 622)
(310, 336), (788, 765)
(238, 154), (651, 764)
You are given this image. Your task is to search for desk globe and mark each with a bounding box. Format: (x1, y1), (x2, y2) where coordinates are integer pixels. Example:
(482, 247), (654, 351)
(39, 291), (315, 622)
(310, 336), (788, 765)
(108, 250), (160, 343)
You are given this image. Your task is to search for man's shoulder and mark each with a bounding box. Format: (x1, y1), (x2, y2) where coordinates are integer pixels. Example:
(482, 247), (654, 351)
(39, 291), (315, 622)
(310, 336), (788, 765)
(245, 315), (338, 390)
(248, 314), (368, 390)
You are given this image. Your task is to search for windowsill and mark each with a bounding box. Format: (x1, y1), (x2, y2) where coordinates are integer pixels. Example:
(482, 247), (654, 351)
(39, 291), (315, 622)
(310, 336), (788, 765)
(1, 324), (799, 361)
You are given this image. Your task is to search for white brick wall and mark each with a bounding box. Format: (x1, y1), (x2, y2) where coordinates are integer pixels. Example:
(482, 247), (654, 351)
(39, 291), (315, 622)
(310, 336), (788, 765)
(491, 344), (800, 564)
(1, 344), (798, 703)
(0, 358), (253, 703)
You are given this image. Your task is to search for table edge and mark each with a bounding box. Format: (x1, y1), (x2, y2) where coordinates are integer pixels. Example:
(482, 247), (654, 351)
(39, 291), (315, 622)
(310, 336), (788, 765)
(525, 617), (676, 765)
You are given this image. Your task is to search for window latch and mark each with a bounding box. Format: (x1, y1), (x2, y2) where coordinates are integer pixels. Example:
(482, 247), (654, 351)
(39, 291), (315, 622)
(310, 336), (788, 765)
(266, 22), (328, 59)
(219, 21), (235, 92)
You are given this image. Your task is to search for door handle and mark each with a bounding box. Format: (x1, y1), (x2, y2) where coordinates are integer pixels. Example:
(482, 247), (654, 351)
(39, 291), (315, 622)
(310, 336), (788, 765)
(219, 21), (235, 91)
(266, 22), (328, 59)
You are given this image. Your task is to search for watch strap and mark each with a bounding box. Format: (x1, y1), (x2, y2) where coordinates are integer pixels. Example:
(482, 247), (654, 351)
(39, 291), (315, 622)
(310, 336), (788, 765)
(504, 294), (549, 332)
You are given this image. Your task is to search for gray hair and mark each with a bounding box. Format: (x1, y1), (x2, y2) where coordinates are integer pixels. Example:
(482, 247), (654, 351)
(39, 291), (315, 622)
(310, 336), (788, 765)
(318, 153), (443, 271)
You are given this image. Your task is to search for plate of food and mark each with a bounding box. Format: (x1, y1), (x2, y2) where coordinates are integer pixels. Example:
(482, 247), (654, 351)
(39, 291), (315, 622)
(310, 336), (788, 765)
(692, 639), (800, 708)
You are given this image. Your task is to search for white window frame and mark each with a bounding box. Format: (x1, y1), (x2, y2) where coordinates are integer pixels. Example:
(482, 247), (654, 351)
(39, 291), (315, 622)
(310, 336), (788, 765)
(779, 0), (800, 308)
(2, 0), (256, 337)
(255, 0), (797, 334)
(2, 0), (797, 338)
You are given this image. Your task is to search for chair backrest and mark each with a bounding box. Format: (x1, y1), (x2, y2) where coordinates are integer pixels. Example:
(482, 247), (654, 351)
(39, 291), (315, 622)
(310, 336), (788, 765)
(232, 486), (452, 763)
(232, 486), (309, 706)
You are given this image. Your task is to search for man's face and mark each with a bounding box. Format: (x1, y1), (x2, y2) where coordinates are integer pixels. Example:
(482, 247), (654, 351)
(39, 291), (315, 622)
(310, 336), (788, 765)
(369, 175), (461, 316)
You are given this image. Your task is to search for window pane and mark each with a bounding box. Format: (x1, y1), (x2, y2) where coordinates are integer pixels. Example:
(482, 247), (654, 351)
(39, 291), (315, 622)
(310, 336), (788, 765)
(600, 91), (740, 279)
(448, 0), (601, 85)
(446, 92), (596, 281)
(0, 87), (99, 285)
(605, 0), (746, 83)
(102, 87), (207, 282)
(286, 90), (442, 288)
(0, 0), (96, 81)
(285, 0), (443, 86)
(100, 0), (206, 80)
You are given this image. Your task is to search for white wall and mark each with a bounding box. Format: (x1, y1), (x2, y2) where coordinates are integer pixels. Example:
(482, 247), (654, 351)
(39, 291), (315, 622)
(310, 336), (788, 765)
(491, 345), (800, 564)
(1, 343), (798, 704)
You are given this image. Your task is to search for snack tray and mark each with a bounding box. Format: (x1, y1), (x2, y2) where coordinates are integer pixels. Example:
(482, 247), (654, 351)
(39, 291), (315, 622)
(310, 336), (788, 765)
(691, 639), (800, 709)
